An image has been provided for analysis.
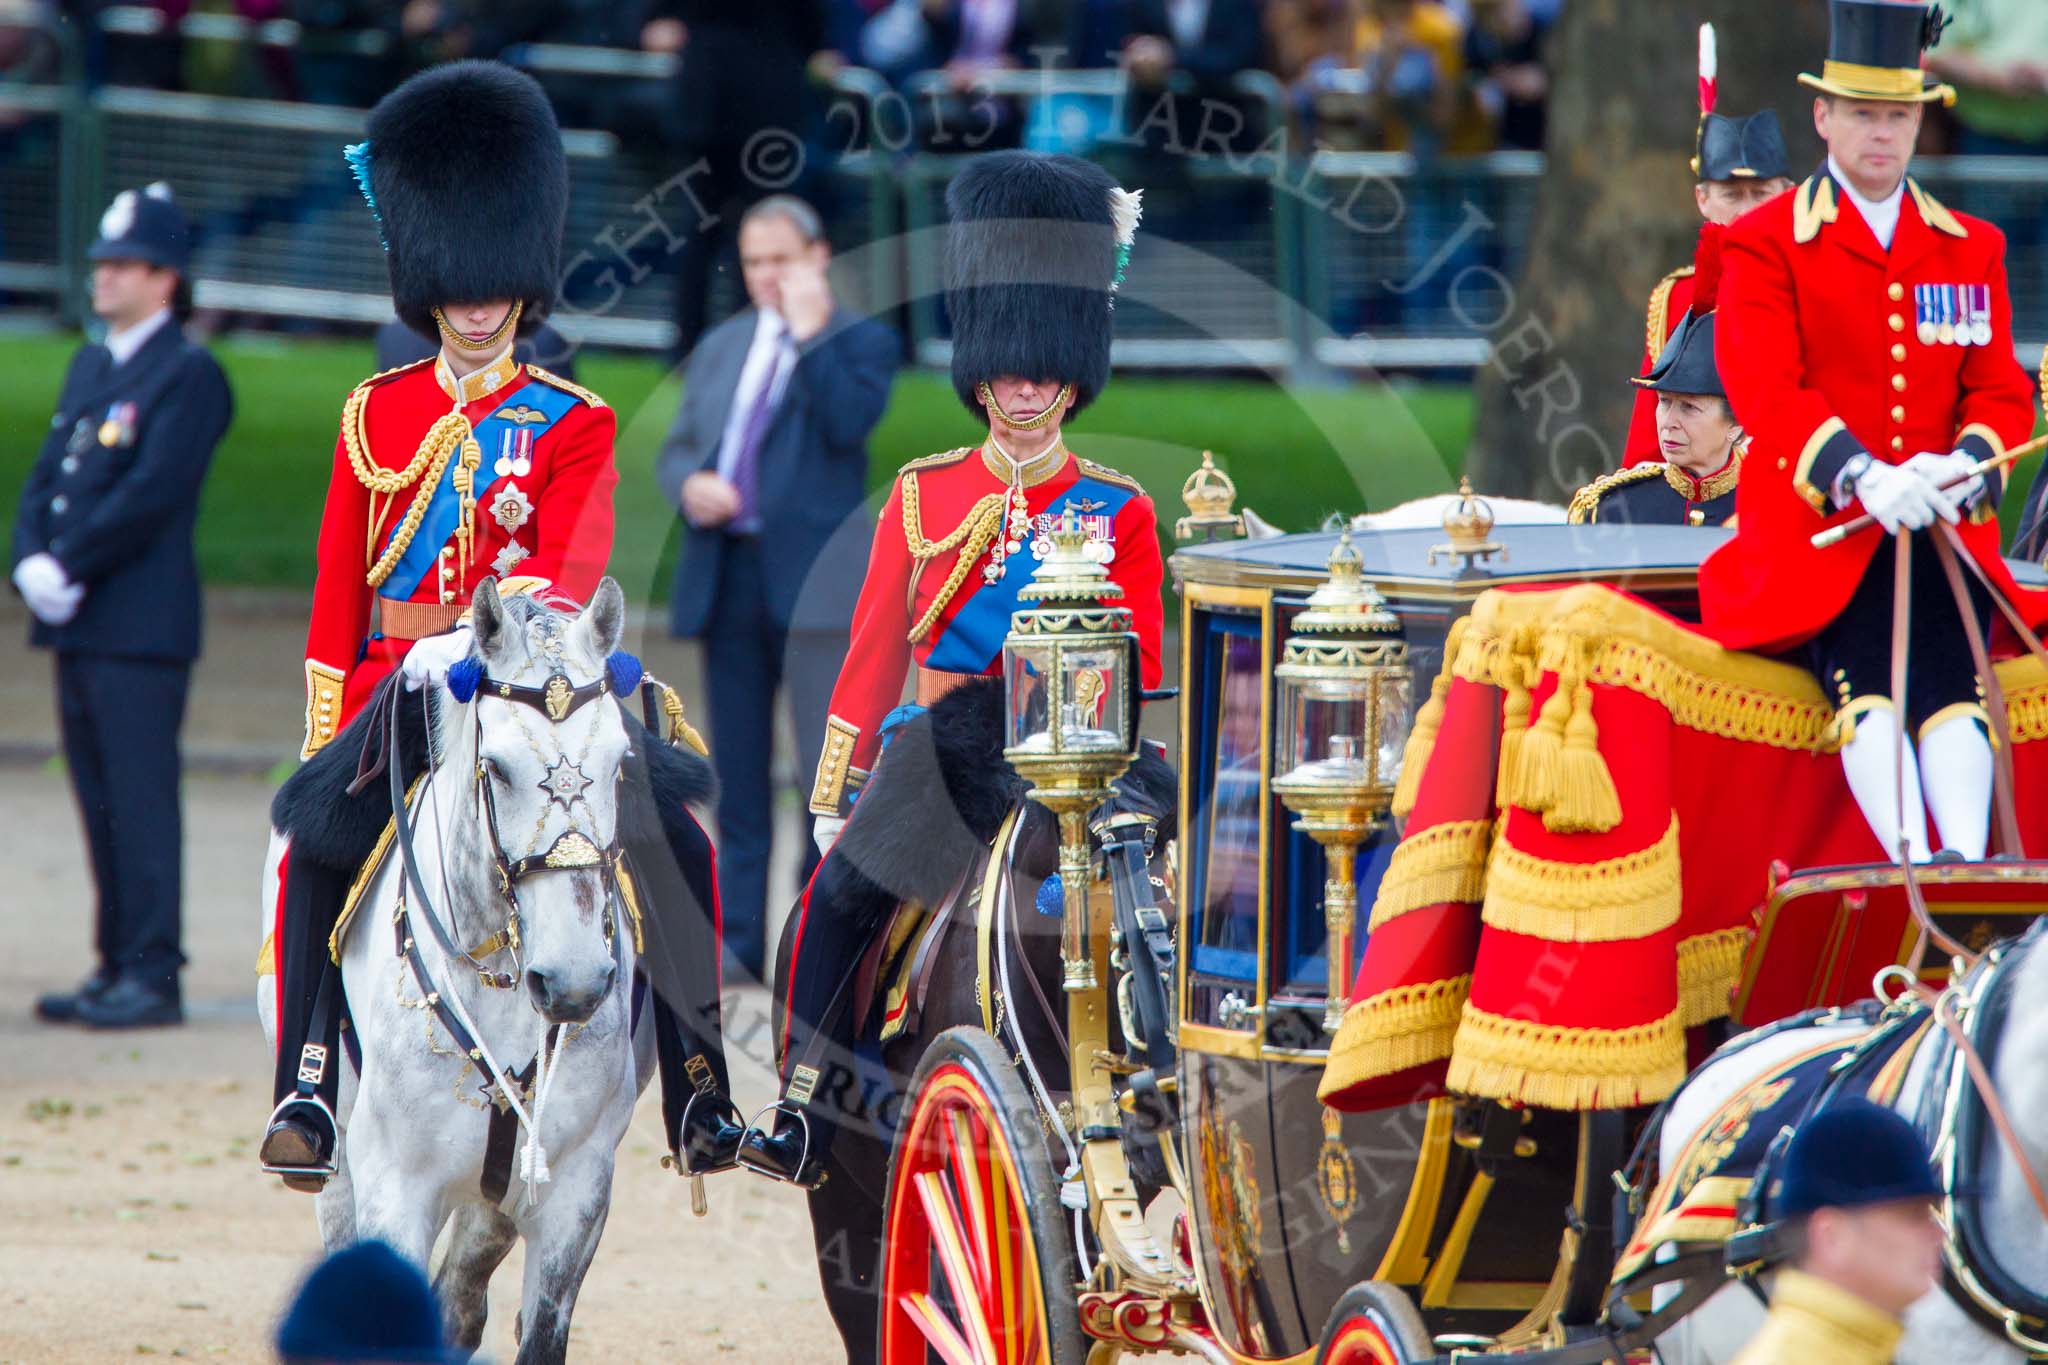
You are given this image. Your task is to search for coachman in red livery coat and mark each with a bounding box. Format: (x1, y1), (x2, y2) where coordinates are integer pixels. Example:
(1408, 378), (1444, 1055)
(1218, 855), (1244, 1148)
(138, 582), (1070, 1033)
(261, 62), (743, 1189)
(1623, 22), (1792, 467)
(1701, 0), (2046, 865)
(737, 152), (1167, 1188)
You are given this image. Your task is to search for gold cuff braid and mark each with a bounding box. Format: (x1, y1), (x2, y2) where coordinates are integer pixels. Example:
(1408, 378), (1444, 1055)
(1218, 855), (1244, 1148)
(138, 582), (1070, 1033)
(303, 660), (346, 759)
(810, 716), (861, 816)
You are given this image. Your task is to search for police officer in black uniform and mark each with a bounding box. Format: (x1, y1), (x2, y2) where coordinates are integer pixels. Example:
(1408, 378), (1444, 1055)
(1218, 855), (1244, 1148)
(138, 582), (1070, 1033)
(11, 184), (233, 1028)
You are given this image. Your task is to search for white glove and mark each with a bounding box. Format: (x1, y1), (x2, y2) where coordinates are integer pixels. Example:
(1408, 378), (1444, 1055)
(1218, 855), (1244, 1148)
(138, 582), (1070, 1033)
(1853, 459), (1956, 534)
(12, 552), (84, 626)
(812, 813), (847, 857)
(400, 623), (475, 692)
(1901, 450), (1985, 511)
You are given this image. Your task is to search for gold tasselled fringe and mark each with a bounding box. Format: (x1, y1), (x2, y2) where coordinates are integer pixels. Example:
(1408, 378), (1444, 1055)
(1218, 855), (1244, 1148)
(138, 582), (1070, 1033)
(1369, 819), (1494, 930)
(1317, 974), (1473, 1101)
(1676, 925), (1753, 1027)
(1545, 679), (1623, 834)
(1482, 815), (1682, 943)
(1392, 619), (1465, 819)
(1446, 1002), (1687, 1110)
(1496, 652), (1533, 811)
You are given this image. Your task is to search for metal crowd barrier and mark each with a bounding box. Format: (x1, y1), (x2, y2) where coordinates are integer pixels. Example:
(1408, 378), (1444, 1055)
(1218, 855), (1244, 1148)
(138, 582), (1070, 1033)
(4, 14), (2046, 369)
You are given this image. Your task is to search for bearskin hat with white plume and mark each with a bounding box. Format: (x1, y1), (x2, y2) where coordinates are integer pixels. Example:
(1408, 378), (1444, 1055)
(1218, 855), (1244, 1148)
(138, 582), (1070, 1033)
(943, 151), (1142, 418)
(345, 60), (568, 339)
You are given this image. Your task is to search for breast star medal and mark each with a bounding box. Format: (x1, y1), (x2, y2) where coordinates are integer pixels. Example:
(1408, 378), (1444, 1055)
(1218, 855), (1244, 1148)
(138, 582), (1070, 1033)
(490, 482), (533, 533)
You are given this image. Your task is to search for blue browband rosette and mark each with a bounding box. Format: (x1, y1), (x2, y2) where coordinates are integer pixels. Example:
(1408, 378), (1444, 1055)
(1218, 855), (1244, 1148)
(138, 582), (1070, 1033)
(606, 651), (643, 697)
(446, 655), (483, 703)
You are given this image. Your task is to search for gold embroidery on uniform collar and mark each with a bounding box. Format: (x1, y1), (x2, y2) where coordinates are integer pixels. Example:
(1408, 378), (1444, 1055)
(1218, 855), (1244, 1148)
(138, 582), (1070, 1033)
(434, 349), (522, 406)
(981, 436), (1068, 489)
(1662, 444), (1743, 503)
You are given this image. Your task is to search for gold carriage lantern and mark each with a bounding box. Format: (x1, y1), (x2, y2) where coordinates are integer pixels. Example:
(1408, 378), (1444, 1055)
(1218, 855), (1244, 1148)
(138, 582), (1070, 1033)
(1003, 508), (1142, 992)
(1271, 530), (1412, 1032)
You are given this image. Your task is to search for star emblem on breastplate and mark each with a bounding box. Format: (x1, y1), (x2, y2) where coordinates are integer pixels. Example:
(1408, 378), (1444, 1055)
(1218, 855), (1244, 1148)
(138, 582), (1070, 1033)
(539, 755), (593, 809)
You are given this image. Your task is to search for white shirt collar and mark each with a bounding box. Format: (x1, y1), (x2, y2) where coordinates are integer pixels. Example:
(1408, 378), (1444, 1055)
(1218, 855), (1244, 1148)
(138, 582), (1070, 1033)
(104, 306), (172, 368)
(1829, 154), (1905, 250)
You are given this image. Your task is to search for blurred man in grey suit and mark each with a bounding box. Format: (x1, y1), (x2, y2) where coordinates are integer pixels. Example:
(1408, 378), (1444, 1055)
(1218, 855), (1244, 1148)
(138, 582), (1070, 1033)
(656, 195), (901, 980)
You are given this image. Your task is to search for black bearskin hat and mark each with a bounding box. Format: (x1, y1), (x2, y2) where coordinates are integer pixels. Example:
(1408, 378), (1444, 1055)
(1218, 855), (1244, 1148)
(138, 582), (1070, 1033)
(944, 151), (1141, 418)
(348, 61), (567, 339)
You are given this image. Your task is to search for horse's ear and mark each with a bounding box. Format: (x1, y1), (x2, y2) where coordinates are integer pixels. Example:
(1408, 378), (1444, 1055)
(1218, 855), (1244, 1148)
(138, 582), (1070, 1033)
(580, 577), (625, 658)
(472, 576), (508, 656)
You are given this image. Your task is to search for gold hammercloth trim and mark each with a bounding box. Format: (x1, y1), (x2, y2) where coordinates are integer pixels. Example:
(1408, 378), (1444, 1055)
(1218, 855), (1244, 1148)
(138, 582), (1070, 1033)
(1446, 1002), (1687, 1110)
(1318, 974), (1472, 1102)
(1676, 926), (1752, 1027)
(1482, 815), (1682, 944)
(1369, 819), (1494, 930)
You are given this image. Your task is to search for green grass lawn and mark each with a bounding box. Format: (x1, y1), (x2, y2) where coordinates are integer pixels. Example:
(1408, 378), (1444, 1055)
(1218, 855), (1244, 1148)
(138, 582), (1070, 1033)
(0, 331), (1475, 600)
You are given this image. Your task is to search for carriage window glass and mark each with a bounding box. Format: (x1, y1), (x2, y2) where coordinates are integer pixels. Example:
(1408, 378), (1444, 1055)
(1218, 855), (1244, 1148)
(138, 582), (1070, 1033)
(1197, 624), (1264, 970)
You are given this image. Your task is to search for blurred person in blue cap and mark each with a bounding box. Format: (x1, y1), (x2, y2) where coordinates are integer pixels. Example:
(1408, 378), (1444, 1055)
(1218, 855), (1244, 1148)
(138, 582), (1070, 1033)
(276, 1239), (460, 1364)
(11, 181), (232, 1031)
(1733, 1097), (1948, 1365)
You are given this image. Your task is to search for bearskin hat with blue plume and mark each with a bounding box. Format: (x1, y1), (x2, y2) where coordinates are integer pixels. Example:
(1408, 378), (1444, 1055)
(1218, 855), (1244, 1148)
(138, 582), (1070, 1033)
(943, 151), (1142, 418)
(345, 60), (568, 339)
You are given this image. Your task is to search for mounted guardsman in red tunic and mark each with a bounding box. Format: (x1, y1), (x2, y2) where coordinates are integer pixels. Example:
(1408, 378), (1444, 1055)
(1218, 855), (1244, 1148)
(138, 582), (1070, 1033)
(1623, 22), (1793, 468)
(1699, 0), (2048, 864)
(259, 61), (743, 1191)
(737, 151), (1170, 1188)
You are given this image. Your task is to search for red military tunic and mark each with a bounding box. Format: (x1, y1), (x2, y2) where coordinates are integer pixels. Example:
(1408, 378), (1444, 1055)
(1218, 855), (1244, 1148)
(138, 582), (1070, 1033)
(1623, 266), (1697, 467)
(807, 442), (1165, 815)
(301, 351), (617, 755)
(1700, 170), (2045, 653)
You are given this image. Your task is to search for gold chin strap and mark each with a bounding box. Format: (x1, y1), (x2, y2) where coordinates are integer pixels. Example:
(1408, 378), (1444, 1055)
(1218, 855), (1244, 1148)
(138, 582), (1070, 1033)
(435, 299), (523, 353)
(978, 380), (1072, 432)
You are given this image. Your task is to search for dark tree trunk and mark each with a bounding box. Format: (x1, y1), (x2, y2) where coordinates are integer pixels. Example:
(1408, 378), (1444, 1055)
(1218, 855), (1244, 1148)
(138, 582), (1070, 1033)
(1466, 0), (1829, 500)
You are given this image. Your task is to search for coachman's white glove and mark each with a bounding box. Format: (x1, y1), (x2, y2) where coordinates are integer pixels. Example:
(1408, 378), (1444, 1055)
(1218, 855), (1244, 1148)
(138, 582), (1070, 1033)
(12, 552), (84, 626)
(400, 623), (475, 692)
(1853, 459), (1956, 535)
(1901, 450), (1986, 512)
(812, 813), (847, 857)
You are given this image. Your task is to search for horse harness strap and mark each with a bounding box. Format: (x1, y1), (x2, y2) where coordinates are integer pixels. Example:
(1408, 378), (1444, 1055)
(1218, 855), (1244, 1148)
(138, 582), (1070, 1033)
(482, 1025), (562, 1206)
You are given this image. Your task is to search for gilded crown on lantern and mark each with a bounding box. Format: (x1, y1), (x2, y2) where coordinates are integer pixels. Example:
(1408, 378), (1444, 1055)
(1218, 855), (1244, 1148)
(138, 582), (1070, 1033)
(1176, 450), (1243, 541)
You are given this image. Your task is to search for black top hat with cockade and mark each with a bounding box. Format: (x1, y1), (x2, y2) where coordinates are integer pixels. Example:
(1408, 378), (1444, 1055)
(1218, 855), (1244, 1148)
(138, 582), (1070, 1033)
(1798, 0), (1956, 105)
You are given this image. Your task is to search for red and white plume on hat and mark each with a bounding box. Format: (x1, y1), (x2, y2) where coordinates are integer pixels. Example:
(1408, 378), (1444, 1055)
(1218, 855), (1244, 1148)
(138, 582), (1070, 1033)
(1698, 22), (1718, 117)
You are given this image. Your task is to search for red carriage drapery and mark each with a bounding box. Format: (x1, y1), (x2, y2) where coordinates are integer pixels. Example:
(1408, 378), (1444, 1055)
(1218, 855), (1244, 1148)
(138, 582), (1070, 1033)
(1318, 583), (2048, 1114)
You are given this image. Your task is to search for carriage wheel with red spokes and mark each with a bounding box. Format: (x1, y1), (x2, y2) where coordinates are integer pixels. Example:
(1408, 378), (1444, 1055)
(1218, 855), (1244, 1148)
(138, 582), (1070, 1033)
(1316, 1282), (1435, 1365)
(878, 1026), (1085, 1365)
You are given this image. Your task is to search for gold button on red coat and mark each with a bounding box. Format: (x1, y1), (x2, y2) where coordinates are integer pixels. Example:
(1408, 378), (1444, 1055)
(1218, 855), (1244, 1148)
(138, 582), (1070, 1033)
(1889, 314), (1905, 332)
(1888, 283), (1905, 301)
(1892, 436), (1904, 452)
(1891, 404), (1906, 421)
(1892, 374), (1907, 392)
(1892, 343), (1907, 362)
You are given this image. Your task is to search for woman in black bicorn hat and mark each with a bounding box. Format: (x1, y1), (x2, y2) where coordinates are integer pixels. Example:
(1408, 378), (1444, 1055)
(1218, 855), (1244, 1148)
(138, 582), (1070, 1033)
(1573, 231), (1744, 527)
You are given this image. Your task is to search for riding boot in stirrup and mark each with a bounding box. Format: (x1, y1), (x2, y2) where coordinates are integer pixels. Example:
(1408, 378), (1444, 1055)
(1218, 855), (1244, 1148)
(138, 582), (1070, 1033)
(260, 1096), (339, 1194)
(675, 1091), (747, 1177)
(736, 1104), (824, 1189)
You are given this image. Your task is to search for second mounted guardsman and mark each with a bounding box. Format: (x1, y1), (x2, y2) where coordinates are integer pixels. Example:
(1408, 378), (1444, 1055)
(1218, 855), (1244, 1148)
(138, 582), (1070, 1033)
(1624, 22), (1794, 467)
(737, 150), (1170, 1188)
(259, 60), (744, 1190)
(1573, 229), (1744, 526)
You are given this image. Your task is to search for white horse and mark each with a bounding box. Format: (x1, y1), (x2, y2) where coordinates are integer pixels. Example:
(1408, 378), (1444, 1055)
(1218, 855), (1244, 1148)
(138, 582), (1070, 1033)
(1653, 921), (2048, 1365)
(260, 579), (654, 1364)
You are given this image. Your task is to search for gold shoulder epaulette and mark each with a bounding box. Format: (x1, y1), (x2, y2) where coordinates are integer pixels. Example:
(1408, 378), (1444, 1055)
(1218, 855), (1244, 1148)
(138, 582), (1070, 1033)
(1646, 266), (1695, 363)
(1793, 171), (1839, 245)
(898, 447), (974, 477)
(348, 356), (433, 400)
(1905, 179), (1967, 239)
(1076, 457), (1145, 495)
(524, 364), (607, 409)
(1566, 464), (1666, 524)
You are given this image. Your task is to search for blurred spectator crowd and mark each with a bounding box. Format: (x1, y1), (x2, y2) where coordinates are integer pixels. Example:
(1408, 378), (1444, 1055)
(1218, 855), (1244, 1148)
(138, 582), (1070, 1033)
(9, 0), (1582, 157)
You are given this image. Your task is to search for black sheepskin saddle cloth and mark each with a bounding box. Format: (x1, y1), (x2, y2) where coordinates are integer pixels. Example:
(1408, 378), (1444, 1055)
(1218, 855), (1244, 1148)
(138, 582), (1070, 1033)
(271, 679), (716, 874)
(823, 679), (1176, 925)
